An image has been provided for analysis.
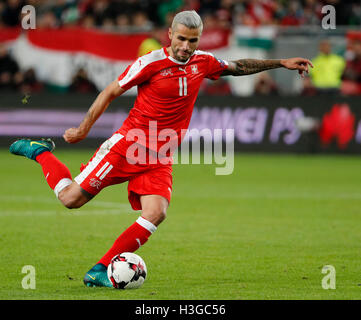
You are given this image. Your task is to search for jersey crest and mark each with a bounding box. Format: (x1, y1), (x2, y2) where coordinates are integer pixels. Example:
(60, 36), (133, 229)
(191, 65), (199, 74)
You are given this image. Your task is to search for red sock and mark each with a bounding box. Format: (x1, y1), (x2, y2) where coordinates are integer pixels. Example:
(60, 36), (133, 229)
(35, 151), (72, 196)
(98, 216), (157, 266)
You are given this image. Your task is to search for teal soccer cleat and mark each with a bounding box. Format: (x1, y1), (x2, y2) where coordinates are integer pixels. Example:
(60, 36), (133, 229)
(83, 263), (113, 288)
(9, 138), (55, 161)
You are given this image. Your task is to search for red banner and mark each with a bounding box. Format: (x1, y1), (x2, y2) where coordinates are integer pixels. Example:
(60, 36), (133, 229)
(0, 27), (21, 42)
(198, 28), (230, 51)
(27, 27), (149, 60)
(347, 31), (361, 41)
(1, 27), (230, 60)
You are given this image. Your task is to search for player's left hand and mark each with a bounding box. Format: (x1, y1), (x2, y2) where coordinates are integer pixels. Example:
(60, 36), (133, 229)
(281, 57), (313, 78)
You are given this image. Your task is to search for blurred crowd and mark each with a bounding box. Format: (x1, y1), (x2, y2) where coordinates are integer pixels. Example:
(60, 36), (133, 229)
(0, 0), (361, 95)
(0, 0), (360, 30)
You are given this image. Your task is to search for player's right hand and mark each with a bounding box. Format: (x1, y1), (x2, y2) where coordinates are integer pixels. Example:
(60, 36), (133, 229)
(63, 127), (87, 144)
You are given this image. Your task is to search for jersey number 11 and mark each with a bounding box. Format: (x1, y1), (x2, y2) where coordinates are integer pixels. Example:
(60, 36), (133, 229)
(179, 77), (187, 96)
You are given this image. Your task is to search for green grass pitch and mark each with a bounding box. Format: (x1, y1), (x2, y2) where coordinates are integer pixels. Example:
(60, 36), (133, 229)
(0, 148), (360, 300)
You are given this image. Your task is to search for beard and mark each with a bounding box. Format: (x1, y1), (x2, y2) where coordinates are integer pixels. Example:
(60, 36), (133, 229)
(172, 47), (193, 62)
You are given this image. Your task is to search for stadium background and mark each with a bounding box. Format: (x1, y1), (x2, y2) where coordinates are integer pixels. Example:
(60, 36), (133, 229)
(0, 0), (360, 153)
(1, 0), (361, 301)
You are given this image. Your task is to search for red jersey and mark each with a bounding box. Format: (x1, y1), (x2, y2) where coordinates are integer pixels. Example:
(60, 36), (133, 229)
(115, 47), (228, 157)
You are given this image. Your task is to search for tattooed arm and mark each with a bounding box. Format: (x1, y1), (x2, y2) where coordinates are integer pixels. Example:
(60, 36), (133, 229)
(63, 80), (125, 143)
(221, 57), (313, 77)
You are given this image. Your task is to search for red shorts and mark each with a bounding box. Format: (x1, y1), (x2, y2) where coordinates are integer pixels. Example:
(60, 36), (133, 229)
(74, 133), (173, 210)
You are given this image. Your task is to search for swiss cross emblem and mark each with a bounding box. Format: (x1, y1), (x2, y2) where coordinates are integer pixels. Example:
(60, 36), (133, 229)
(191, 64), (198, 74)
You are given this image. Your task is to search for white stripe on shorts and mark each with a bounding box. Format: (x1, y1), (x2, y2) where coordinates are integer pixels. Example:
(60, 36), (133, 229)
(95, 161), (110, 178)
(99, 164), (113, 180)
(74, 133), (123, 185)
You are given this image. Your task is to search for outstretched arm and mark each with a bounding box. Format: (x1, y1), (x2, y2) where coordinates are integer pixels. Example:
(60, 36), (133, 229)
(63, 80), (125, 143)
(221, 57), (313, 77)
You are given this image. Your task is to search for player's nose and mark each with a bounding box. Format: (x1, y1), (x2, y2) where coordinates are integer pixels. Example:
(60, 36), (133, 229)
(181, 41), (190, 51)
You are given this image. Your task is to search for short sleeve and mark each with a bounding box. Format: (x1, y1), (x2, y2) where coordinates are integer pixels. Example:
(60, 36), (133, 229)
(206, 54), (229, 80)
(117, 57), (152, 91)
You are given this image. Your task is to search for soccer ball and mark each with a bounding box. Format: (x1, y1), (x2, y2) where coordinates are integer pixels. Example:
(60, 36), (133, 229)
(107, 252), (147, 289)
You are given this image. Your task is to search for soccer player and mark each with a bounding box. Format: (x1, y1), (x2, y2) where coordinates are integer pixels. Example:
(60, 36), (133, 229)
(9, 10), (313, 287)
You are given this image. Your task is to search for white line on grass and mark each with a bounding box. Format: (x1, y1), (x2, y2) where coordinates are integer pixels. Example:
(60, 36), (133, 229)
(179, 192), (361, 200)
(0, 195), (133, 216)
(0, 209), (133, 216)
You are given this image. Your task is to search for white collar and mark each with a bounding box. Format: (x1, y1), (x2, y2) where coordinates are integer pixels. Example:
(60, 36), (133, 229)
(167, 55), (191, 65)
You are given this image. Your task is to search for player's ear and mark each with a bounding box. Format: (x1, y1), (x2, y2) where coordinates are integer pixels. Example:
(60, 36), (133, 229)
(168, 28), (172, 40)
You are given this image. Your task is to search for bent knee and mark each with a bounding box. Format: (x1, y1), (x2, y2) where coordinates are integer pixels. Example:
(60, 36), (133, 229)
(156, 209), (167, 223)
(58, 187), (87, 209)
